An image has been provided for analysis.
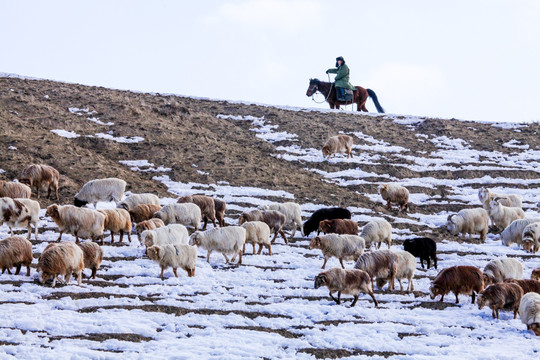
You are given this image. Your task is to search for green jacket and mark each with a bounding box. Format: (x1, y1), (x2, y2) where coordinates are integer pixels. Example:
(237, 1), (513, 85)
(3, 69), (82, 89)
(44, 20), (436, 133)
(326, 64), (356, 90)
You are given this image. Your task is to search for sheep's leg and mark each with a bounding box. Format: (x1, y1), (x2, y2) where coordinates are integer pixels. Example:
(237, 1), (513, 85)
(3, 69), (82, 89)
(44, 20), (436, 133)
(351, 295), (359, 307)
(267, 244), (272, 256)
(433, 256), (437, 269)
(9, 227), (13, 237)
(329, 291), (339, 304)
(242, 243), (246, 253)
(421, 258), (425, 269)
(279, 230), (288, 244)
(52, 276), (57, 288)
(289, 223), (296, 240)
(237, 251), (243, 265)
(514, 310), (518, 319)
(100, 235), (104, 245)
(34, 223), (38, 241)
(46, 184), (52, 200)
(377, 241), (381, 250)
(491, 308), (496, 318)
(206, 250), (212, 263)
(321, 257), (328, 269)
(409, 277), (414, 292)
(110, 232), (115, 244)
(495, 309), (499, 319)
(440, 294), (445, 302)
(339, 258), (345, 269)
(386, 200), (392, 209)
(471, 291), (476, 304)
(202, 218), (208, 231)
(55, 184), (59, 201)
(190, 267), (196, 277)
(74, 232), (79, 244)
(173, 268), (178, 278)
(211, 218), (217, 228)
(127, 231), (131, 243)
(119, 231), (124, 243)
(368, 291), (379, 307)
(271, 232), (278, 244)
(398, 279), (403, 291)
(257, 244), (263, 255)
(160, 266), (165, 280)
(91, 267), (97, 279)
(223, 253), (230, 263)
(252, 243), (256, 254)
(15, 264), (21, 275)
(26, 265), (31, 276)
(65, 271), (72, 284)
(455, 292), (460, 304)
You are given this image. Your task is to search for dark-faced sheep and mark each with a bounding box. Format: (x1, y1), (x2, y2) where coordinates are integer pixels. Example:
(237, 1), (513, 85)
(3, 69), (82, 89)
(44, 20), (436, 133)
(117, 193), (160, 211)
(321, 135), (353, 159)
(315, 268), (378, 307)
(19, 164), (60, 200)
(318, 218), (358, 235)
(129, 204), (162, 223)
(177, 195), (216, 230)
(478, 283), (523, 319)
(303, 207), (351, 237)
(403, 237), (437, 269)
(74, 178), (126, 207)
(429, 266), (484, 304)
(0, 236), (33, 276)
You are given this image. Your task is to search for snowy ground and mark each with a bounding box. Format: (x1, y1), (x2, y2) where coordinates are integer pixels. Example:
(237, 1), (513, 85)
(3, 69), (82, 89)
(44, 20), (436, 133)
(1, 107), (540, 358)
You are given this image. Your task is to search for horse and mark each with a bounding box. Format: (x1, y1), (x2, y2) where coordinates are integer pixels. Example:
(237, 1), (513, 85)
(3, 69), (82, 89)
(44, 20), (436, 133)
(306, 78), (385, 113)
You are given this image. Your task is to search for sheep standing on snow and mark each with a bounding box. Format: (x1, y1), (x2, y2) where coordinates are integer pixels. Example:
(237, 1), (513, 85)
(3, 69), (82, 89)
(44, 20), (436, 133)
(98, 208), (132, 244)
(117, 193), (160, 211)
(259, 202), (302, 240)
(522, 222), (540, 253)
(430, 266), (484, 304)
(354, 250), (398, 290)
(519, 292), (540, 336)
(446, 208), (489, 241)
(302, 207), (351, 237)
(378, 184), (410, 212)
(37, 242), (84, 287)
(213, 198), (227, 227)
(241, 221), (272, 255)
(483, 258), (523, 286)
(360, 218), (392, 249)
(136, 218), (165, 243)
(147, 244), (197, 279)
(239, 210), (288, 244)
(315, 268), (378, 307)
(142, 224), (189, 249)
(318, 219), (358, 235)
(488, 198), (525, 231)
(238, 209), (263, 224)
(309, 234), (365, 269)
(403, 237), (437, 269)
(46, 204), (105, 243)
(0, 197), (40, 240)
(177, 195), (216, 230)
(478, 282), (523, 319)
(190, 226), (246, 265)
(501, 218), (540, 247)
(77, 242), (103, 280)
(19, 164), (60, 200)
(321, 135), (353, 159)
(129, 204), (162, 223)
(375, 250), (416, 292)
(153, 203), (201, 230)
(478, 187), (522, 211)
(0, 236), (33, 276)
(0, 181), (31, 199)
(74, 178), (127, 207)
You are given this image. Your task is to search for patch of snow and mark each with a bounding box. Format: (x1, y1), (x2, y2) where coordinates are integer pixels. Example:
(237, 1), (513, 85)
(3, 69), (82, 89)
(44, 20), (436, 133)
(119, 160), (171, 172)
(503, 139), (529, 149)
(96, 133), (144, 143)
(50, 129), (80, 138)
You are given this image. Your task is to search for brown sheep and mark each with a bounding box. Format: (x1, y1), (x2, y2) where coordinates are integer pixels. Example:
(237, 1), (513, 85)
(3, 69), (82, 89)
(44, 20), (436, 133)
(213, 198), (226, 227)
(354, 250), (398, 290)
(177, 195), (216, 229)
(314, 268), (378, 307)
(19, 164), (60, 200)
(322, 135), (353, 159)
(0, 236), (33, 276)
(532, 267), (540, 281)
(318, 219), (358, 235)
(0, 181), (31, 199)
(129, 204), (161, 223)
(378, 184), (410, 212)
(135, 218), (165, 243)
(478, 283), (523, 319)
(77, 242), (103, 280)
(429, 266), (484, 304)
(238, 209), (263, 225)
(98, 208), (132, 244)
(504, 279), (540, 295)
(37, 242), (84, 287)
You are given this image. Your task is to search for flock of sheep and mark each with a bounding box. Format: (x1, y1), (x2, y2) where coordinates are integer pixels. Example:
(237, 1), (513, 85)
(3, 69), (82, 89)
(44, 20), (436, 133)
(1, 158), (540, 337)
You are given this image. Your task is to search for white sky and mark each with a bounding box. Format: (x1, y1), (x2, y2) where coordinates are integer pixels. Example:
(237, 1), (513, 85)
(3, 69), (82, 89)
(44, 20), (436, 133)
(1, 0), (539, 122)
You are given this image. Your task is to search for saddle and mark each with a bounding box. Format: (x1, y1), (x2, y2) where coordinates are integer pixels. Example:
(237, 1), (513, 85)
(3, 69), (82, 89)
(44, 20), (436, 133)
(336, 88), (354, 102)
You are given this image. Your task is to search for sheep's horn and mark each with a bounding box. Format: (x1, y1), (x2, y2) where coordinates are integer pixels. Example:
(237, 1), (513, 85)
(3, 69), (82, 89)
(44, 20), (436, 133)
(447, 214), (454, 221)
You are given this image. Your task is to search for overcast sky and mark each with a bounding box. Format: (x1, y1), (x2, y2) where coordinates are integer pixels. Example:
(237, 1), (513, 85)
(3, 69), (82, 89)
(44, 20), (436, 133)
(1, 0), (539, 122)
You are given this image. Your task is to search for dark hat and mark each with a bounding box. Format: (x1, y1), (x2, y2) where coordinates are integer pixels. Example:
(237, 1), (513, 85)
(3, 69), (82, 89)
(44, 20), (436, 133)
(336, 56), (345, 62)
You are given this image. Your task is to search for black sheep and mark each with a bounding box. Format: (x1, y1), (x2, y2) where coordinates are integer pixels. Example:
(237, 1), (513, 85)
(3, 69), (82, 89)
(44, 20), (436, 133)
(303, 207), (351, 236)
(403, 237), (437, 269)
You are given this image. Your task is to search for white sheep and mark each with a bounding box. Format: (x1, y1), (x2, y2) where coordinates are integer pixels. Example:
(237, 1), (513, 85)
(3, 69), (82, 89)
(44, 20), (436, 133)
(360, 218), (392, 249)
(501, 218), (540, 247)
(0, 197), (40, 240)
(446, 208), (489, 241)
(488, 198), (525, 231)
(45, 204), (105, 243)
(378, 184), (410, 212)
(375, 250), (416, 292)
(482, 257), (523, 285)
(478, 187), (522, 210)
(147, 244), (197, 279)
(153, 203), (201, 230)
(519, 292), (540, 336)
(522, 222), (540, 253)
(309, 234), (365, 269)
(74, 178), (127, 207)
(241, 221), (272, 255)
(190, 226), (246, 264)
(117, 193), (160, 210)
(142, 224), (189, 249)
(259, 202), (303, 239)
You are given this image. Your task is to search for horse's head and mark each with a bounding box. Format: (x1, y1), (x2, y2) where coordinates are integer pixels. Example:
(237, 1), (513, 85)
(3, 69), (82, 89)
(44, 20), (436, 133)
(306, 78), (321, 97)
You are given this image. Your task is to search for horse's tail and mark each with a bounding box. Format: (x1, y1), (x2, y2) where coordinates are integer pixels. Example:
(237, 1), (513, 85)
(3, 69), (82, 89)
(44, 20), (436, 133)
(367, 89), (385, 113)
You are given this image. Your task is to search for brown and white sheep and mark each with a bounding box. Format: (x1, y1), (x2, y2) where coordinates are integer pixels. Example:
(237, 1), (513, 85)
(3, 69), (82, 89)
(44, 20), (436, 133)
(77, 242), (103, 280)
(98, 208), (132, 244)
(0, 236), (33, 276)
(429, 266), (484, 304)
(315, 268), (378, 307)
(135, 218), (165, 243)
(321, 135), (353, 159)
(239, 210), (288, 244)
(213, 198), (227, 227)
(259, 202), (302, 239)
(177, 195), (216, 229)
(519, 292), (540, 336)
(318, 218), (358, 235)
(375, 250), (416, 292)
(37, 242), (84, 287)
(378, 184), (410, 212)
(0, 181), (31, 199)
(241, 221), (272, 255)
(147, 244), (197, 279)
(354, 250), (399, 290)
(45, 204), (105, 243)
(483, 258), (523, 286)
(19, 164), (60, 200)
(309, 234), (365, 269)
(0, 197), (40, 240)
(129, 204), (162, 223)
(478, 282), (523, 319)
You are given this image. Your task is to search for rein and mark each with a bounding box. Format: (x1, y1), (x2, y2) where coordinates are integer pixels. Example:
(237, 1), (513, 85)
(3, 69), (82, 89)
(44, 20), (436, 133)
(311, 74), (333, 104)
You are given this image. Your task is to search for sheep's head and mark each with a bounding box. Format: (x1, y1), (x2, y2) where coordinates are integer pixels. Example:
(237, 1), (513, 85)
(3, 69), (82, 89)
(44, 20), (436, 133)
(45, 204), (60, 220)
(147, 246), (160, 260)
(531, 269), (540, 281)
(143, 232), (155, 248)
(190, 232), (201, 246)
(314, 273), (328, 289)
(176, 195), (192, 204)
(153, 211), (163, 220)
(321, 145), (331, 158)
(318, 220), (331, 233)
(117, 202), (129, 211)
(489, 199), (501, 211)
(429, 283), (443, 299)
(478, 187), (489, 203)
(402, 239), (414, 253)
(482, 273), (495, 286)
(522, 238), (534, 252)
(530, 323), (540, 336)
(74, 197), (87, 208)
(477, 293), (487, 310)
(238, 214), (247, 225)
(309, 237), (322, 250)
(378, 184), (388, 195)
(446, 215), (459, 235)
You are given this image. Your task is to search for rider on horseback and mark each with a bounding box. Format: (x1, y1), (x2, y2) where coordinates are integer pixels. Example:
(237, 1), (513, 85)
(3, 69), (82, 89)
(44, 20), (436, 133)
(326, 56), (355, 102)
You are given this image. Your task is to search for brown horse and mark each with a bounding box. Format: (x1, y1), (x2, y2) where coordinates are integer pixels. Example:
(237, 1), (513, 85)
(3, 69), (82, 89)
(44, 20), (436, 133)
(306, 78), (385, 113)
